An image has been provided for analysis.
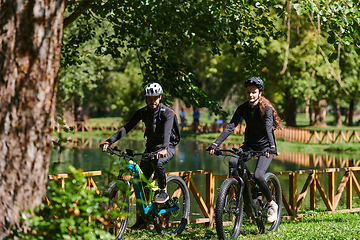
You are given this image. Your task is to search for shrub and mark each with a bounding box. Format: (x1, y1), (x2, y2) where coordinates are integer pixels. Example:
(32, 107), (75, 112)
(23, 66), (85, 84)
(10, 165), (116, 240)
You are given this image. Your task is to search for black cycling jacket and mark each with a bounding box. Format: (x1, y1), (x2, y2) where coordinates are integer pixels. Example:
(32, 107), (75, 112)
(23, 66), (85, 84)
(214, 101), (275, 150)
(107, 103), (175, 151)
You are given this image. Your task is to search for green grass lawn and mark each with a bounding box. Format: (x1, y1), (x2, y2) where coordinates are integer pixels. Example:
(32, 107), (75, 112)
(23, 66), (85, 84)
(121, 211), (360, 240)
(295, 113), (359, 131)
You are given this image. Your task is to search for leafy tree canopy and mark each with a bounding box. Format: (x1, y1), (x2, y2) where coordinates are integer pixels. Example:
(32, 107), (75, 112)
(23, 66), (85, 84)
(60, 0), (360, 120)
(61, 0), (281, 116)
(293, 0), (360, 55)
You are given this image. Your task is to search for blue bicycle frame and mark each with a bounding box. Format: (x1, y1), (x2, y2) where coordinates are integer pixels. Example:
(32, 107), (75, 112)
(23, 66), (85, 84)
(125, 160), (180, 216)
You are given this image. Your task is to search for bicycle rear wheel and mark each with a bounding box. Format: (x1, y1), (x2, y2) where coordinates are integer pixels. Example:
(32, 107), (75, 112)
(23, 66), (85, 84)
(105, 180), (131, 240)
(256, 172), (282, 233)
(215, 177), (244, 240)
(154, 175), (190, 235)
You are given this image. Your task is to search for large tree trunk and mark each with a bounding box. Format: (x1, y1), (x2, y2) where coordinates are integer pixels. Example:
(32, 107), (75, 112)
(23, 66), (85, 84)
(348, 99), (354, 126)
(284, 91), (297, 126)
(313, 99), (327, 127)
(74, 93), (85, 121)
(309, 107), (315, 126)
(0, 0), (64, 238)
(173, 98), (180, 122)
(332, 99), (342, 127)
(305, 94), (310, 118)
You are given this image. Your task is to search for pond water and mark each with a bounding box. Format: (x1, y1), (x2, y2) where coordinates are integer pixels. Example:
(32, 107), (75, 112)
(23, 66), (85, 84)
(50, 138), (360, 174)
(50, 138), (360, 218)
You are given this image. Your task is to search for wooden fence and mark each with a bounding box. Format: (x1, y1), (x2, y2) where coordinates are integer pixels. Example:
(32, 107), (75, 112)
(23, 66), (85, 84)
(276, 167), (360, 217)
(307, 129), (360, 144)
(48, 166), (360, 228)
(67, 121), (360, 144)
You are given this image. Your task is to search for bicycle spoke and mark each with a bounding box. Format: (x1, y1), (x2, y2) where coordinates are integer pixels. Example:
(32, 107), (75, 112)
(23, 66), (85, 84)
(256, 173), (282, 233)
(215, 178), (243, 240)
(154, 175), (190, 235)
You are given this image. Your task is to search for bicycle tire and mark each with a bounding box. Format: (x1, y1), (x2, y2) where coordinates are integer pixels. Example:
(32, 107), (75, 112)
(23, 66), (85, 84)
(106, 179), (131, 240)
(256, 172), (282, 233)
(215, 177), (244, 240)
(154, 175), (190, 235)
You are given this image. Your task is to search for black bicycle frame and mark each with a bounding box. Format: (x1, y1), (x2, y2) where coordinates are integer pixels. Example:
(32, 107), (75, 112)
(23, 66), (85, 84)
(236, 157), (262, 219)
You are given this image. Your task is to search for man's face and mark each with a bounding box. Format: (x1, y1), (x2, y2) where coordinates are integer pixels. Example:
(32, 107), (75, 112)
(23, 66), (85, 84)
(146, 95), (162, 110)
(246, 85), (261, 106)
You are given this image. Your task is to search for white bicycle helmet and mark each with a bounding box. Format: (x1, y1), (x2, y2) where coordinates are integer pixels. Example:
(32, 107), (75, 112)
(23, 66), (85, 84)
(144, 82), (163, 96)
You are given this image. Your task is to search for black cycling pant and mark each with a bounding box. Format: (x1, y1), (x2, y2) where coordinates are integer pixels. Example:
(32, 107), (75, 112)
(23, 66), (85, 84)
(140, 146), (175, 189)
(229, 152), (274, 203)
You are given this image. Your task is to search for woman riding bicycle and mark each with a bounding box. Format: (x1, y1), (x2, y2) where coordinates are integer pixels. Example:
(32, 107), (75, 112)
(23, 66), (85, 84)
(101, 82), (178, 230)
(207, 76), (283, 223)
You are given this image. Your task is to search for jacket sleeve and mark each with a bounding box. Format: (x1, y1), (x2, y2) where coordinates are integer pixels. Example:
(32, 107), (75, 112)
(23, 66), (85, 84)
(161, 108), (174, 149)
(214, 105), (244, 146)
(264, 106), (276, 147)
(106, 109), (142, 145)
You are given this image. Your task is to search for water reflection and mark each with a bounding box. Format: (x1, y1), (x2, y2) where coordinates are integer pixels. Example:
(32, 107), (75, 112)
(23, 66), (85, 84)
(50, 138), (360, 174)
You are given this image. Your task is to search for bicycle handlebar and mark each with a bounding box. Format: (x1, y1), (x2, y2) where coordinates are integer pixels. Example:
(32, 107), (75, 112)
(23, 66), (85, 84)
(106, 146), (157, 160)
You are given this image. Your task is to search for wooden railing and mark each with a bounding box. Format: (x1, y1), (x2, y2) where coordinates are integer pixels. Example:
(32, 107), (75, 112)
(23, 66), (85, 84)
(66, 121), (360, 144)
(48, 166), (360, 228)
(48, 169), (216, 227)
(276, 167), (360, 217)
(307, 130), (360, 144)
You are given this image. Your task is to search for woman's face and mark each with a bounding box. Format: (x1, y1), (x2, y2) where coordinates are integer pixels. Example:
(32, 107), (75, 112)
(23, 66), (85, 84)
(246, 85), (261, 106)
(146, 95), (162, 111)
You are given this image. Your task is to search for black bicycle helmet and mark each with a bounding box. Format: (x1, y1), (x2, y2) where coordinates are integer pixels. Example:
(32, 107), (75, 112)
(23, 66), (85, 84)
(245, 77), (264, 91)
(143, 82), (163, 96)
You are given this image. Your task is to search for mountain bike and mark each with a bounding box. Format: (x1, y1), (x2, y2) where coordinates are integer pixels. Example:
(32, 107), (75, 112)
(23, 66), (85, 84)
(213, 148), (282, 239)
(102, 146), (190, 240)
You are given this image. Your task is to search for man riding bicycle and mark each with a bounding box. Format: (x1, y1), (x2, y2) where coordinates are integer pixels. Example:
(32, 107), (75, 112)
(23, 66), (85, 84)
(207, 77), (283, 223)
(101, 82), (178, 230)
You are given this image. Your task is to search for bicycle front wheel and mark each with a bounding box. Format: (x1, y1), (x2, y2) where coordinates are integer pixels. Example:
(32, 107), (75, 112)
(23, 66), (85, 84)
(154, 175), (190, 235)
(256, 172), (282, 233)
(215, 177), (244, 240)
(106, 180), (131, 240)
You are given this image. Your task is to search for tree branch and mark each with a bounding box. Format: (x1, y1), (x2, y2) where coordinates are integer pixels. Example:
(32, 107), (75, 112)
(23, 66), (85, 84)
(280, 1), (292, 75)
(318, 46), (349, 95)
(63, 0), (95, 29)
(337, 41), (341, 80)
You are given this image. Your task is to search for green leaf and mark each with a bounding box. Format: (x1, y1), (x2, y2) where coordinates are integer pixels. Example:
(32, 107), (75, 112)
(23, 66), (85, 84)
(328, 52), (337, 63)
(293, 3), (307, 16)
(355, 47), (360, 55)
(327, 32), (336, 44)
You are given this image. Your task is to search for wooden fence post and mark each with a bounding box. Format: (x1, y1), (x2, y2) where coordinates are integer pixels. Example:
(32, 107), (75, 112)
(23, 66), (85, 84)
(206, 171), (215, 229)
(347, 170), (353, 209)
(310, 172), (316, 210)
(289, 172), (297, 216)
(329, 171), (335, 210)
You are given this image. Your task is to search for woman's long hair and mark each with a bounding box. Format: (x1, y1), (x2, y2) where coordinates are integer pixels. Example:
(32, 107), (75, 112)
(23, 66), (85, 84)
(258, 96), (284, 130)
